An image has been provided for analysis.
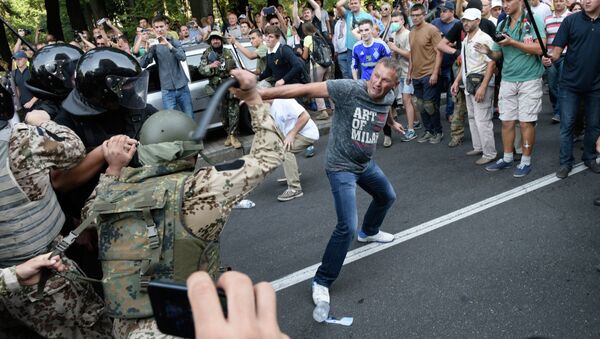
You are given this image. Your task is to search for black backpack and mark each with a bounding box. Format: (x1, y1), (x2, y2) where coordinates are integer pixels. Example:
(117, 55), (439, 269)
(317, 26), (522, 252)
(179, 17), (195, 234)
(311, 32), (333, 68)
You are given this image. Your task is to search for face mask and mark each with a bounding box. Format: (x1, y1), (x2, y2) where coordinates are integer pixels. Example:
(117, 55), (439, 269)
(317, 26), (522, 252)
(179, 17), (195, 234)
(390, 22), (401, 33)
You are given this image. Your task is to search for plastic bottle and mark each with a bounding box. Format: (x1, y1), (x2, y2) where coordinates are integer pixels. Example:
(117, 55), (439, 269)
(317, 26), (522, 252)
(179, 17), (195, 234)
(312, 301), (330, 323)
(233, 199), (255, 209)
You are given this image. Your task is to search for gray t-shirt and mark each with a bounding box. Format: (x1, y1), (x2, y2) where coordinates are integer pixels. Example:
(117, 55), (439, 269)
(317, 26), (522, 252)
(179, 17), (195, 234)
(325, 79), (394, 173)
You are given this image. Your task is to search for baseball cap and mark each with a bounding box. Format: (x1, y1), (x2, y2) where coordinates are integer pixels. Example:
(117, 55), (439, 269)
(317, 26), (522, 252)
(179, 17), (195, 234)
(12, 51), (27, 59)
(442, 1), (456, 10)
(491, 0), (502, 8)
(462, 8), (482, 20)
(466, 0), (483, 10)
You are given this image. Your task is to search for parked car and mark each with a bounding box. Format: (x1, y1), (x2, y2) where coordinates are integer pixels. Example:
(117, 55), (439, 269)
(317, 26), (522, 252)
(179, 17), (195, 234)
(145, 40), (258, 133)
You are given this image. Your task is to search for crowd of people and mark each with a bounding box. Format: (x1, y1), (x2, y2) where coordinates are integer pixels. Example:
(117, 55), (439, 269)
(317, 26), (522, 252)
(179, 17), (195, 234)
(1, 0), (599, 337)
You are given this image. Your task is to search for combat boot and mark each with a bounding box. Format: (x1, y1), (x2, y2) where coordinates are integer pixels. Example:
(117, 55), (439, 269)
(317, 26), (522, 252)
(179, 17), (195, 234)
(230, 135), (242, 149)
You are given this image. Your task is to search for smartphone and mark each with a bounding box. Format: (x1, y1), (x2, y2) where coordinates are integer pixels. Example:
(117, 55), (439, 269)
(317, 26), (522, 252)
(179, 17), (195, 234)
(263, 6), (276, 15)
(148, 280), (227, 339)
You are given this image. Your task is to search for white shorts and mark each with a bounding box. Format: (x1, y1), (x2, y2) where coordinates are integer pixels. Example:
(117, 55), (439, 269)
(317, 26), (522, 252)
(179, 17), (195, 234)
(498, 78), (543, 122)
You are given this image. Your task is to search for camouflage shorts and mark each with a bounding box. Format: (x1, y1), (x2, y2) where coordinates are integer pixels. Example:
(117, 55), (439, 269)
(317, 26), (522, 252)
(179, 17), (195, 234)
(0, 258), (112, 338)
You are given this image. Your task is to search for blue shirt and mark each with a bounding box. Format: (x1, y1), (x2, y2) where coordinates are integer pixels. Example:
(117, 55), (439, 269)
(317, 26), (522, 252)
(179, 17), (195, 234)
(139, 37), (188, 90)
(351, 39), (391, 80)
(344, 10), (376, 50)
(431, 18), (460, 66)
(552, 11), (600, 92)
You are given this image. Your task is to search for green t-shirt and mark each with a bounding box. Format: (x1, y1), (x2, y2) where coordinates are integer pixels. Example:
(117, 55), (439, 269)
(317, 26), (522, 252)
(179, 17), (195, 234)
(492, 12), (546, 82)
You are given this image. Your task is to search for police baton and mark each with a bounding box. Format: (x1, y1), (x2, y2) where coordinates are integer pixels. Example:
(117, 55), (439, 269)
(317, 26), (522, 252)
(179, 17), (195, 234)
(521, 0), (548, 57)
(191, 77), (239, 142)
(0, 15), (37, 53)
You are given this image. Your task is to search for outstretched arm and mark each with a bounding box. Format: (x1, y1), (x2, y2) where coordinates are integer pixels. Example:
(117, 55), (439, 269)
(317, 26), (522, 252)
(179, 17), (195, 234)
(259, 82), (329, 100)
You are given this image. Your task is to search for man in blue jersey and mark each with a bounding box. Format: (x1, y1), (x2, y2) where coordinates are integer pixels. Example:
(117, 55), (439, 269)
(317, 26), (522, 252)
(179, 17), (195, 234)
(336, 0), (377, 78)
(352, 19), (392, 80)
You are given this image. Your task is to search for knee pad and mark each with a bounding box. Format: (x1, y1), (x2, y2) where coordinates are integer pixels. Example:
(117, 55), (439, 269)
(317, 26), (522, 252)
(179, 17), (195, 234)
(416, 98), (424, 113)
(424, 100), (436, 116)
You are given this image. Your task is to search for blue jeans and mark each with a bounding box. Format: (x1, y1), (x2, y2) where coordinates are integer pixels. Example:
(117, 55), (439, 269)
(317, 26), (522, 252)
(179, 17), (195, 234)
(336, 51), (352, 79)
(413, 75), (442, 134)
(314, 161), (396, 287)
(440, 65), (454, 118)
(548, 57), (564, 117)
(559, 87), (600, 166)
(162, 85), (194, 118)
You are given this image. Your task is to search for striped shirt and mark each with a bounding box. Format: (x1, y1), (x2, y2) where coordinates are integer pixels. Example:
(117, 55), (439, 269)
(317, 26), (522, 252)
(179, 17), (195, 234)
(545, 10), (570, 54)
(351, 39), (391, 80)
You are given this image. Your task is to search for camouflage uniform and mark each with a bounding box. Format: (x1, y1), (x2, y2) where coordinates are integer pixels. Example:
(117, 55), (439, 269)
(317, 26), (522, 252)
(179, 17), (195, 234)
(199, 47), (240, 136)
(83, 103), (284, 338)
(0, 121), (112, 338)
(450, 61), (467, 143)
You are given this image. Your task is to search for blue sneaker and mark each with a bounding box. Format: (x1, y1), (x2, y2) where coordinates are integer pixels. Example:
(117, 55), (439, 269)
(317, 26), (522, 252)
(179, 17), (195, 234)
(305, 145), (315, 158)
(513, 163), (532, 177)
(485, 159), (513, 172)
(401, 130), (417, 142)
(413, 120), (423, 130)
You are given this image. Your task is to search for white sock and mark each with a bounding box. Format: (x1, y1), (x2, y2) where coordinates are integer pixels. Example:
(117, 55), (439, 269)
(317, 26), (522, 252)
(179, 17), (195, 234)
(503, 152), (514, 163)
(521, 155), (531, 166)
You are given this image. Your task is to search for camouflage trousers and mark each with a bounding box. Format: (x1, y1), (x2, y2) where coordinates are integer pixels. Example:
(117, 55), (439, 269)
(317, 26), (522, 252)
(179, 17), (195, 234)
(220, 92), (240, 136)
(112, 318), (183, 339)
(0, 258), (112, 339)
(450, 89), (467, 141)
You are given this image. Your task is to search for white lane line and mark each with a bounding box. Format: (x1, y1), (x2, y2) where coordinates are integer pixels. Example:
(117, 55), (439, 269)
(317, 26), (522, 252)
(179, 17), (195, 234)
(271, 163), (588, 291)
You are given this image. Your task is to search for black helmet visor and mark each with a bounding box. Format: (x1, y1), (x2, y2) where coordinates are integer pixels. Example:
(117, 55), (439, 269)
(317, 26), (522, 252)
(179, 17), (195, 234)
(44, 58), (78, 87)
(105, 70), (149, 109)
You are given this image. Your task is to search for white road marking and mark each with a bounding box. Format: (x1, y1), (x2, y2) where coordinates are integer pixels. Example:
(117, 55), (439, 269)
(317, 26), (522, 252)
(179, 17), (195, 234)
(271, 163), (588, 291)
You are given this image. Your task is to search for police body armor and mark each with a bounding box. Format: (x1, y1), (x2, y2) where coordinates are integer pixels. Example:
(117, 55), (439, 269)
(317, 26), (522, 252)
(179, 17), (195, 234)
(89, 159), (217, 318)
(0, 127), (64, 268)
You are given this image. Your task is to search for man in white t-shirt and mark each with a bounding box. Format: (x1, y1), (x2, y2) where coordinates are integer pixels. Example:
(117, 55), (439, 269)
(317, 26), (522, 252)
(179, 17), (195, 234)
(530, 0), (553, 22)
(269, 98), (320, 201)
(451, 8), (497, 165)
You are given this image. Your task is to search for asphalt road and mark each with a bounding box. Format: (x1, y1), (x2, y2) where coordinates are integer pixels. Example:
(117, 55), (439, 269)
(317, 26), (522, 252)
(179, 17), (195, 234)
(220, 97), (600, 339)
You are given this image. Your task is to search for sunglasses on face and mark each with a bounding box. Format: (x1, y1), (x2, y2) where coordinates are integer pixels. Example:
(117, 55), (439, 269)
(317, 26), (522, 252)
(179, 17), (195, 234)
(96, 35), (103, 39)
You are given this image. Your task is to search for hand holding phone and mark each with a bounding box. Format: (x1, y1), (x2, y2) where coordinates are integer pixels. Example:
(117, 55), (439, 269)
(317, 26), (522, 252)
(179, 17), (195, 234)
(187, 271), (289, 339)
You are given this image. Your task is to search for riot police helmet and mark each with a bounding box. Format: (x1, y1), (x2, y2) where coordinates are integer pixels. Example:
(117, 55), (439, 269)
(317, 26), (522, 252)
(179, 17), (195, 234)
(62, 47), (149, 116)
(0, 84), (15, 130)
(25, 43), (83, 100)
(139, 109), (197, 145)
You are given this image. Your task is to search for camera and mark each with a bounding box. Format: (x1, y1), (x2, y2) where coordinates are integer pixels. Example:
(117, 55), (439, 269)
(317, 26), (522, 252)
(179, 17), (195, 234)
(38, 28), (46, 33)
(493, 32), (506, 42)
(263, 6), (276, 15)
(74, 30), (82, 42)
(19, 28), (32, 36)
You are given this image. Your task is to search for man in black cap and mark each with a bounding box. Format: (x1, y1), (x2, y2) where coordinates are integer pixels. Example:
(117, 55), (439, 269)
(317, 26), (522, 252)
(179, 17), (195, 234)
(12, 50), (39, 118)
(436, 0), (497, 148)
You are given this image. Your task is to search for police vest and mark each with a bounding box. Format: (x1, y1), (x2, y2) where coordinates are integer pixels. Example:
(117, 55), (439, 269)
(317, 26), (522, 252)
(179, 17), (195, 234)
(89, 159), (218, 319)
(0, 127), (64, 268)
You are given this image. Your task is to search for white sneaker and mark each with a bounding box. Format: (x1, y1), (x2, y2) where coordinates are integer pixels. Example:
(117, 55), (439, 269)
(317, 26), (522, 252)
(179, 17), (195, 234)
(383, 135), (392, 147)
(312, 282), (330, 305)
(357, 230), (394, 243)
